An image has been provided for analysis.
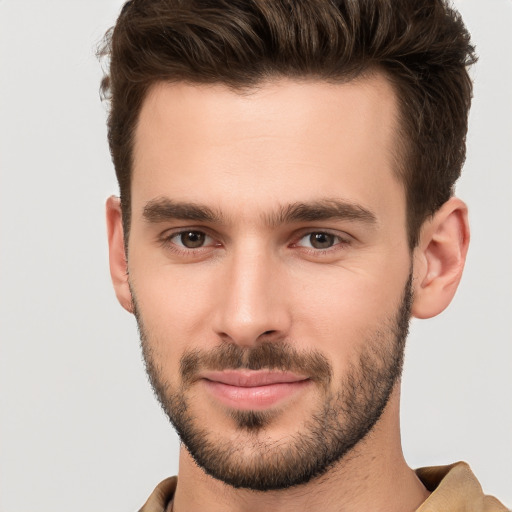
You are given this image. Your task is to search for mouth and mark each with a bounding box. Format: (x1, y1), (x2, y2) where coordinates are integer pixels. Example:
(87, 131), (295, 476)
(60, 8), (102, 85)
(199, 370), (311, 410)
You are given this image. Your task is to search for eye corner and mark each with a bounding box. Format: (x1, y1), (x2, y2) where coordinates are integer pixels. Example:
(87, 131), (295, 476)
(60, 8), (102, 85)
(156, 228), (222, 259)
(293, 230), (351, 250)
(286, 229), (357, 263)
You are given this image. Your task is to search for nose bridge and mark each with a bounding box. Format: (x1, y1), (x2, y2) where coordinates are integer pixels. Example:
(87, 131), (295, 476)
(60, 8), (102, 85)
(213, 238), (289, 346)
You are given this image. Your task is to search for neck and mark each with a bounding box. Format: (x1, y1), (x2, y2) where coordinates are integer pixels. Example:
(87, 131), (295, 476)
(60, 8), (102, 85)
(172, 387), (429, 512)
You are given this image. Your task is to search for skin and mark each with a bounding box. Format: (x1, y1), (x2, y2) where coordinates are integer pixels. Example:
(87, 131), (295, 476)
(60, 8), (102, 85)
(107, 74), (469, 511)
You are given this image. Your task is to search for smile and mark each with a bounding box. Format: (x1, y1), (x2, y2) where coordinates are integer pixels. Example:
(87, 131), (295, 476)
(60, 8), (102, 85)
(200, 370), (311, 410)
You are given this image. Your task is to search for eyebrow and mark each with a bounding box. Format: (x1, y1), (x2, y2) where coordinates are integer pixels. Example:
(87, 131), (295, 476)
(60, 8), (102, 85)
(143, 197), (222, 223)
(267, 199), (377, 227)
(142, 197), (377, 227)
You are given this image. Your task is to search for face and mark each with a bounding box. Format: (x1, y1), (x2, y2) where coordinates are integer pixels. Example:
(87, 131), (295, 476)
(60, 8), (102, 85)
(127, 76), (413, 490)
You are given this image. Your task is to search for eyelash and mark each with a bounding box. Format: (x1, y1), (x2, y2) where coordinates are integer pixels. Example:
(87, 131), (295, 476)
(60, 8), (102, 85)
(292, 231), (352, 254)
(159, 230), (219, 256)
(158, 229), (352, 257)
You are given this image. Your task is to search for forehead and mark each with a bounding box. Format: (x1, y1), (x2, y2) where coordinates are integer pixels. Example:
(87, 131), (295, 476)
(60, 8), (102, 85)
(132, 75), (402, 222)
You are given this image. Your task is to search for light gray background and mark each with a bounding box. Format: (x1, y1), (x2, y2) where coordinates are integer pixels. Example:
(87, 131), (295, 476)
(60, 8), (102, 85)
(0, 1), (511, 510)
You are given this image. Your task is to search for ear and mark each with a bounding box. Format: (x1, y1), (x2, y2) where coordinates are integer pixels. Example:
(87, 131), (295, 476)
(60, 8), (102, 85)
(411, 197), (470, 319)
(106, 196), (134, 313)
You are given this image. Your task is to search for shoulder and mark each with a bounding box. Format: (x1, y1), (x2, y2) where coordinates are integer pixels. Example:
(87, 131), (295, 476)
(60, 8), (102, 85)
(138, 476), (177, 512)
(416, 462), (509, 512)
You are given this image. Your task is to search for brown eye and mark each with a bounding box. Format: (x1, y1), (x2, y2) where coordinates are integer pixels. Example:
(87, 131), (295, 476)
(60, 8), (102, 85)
(308, 232), (336, 249)
(179, 231), (206, 248)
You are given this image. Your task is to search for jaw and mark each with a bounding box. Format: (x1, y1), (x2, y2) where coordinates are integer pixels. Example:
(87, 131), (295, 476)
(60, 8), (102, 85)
(172, 382), (413, 512)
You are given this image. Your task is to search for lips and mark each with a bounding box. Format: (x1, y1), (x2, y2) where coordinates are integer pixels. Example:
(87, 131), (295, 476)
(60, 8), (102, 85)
(200, 370), (311, 410)
(201, 369), (308, 386)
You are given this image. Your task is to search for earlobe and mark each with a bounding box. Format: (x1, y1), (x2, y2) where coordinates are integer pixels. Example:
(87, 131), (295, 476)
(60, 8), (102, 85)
(411, 197), (470, 319)
(106, 196), (134, 313)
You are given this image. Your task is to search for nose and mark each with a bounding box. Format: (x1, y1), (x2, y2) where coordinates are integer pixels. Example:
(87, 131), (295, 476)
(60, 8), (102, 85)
(212, 245), (291, 347)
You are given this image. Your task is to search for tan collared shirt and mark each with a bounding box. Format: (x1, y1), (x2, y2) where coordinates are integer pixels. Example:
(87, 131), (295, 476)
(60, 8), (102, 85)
(139, 461), (509, 512)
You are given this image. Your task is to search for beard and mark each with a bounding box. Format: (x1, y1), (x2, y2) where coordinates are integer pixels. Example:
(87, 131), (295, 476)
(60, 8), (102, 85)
(133, 272), (412, 492)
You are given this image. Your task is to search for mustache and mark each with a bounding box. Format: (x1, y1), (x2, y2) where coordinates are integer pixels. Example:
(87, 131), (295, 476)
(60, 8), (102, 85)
(180, 342), (332, 386)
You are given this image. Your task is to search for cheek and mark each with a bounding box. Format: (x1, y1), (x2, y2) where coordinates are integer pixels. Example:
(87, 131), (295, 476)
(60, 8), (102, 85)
(289, 261), (409, 373)
(131, 236), (216, 306)
(130, 261), (220, 372)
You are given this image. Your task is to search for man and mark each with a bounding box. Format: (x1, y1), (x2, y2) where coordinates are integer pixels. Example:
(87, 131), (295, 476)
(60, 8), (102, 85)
(100, 0), (508, 510)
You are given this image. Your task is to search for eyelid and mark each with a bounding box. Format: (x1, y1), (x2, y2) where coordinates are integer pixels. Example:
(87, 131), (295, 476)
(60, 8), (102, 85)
(171, 230), (214, 248)
(292, 229), (352, 244)
(290, 229), (353, 256)
(156, 226), (353, 257)
(158, 227), (222, 252)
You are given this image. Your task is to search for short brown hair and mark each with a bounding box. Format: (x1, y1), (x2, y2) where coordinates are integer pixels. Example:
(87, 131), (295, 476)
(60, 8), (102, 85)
(99, 0), (476, 248)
